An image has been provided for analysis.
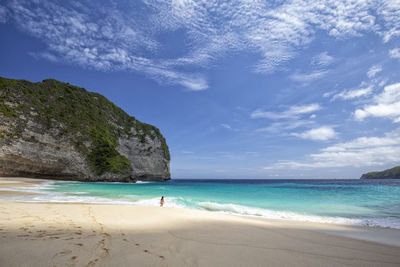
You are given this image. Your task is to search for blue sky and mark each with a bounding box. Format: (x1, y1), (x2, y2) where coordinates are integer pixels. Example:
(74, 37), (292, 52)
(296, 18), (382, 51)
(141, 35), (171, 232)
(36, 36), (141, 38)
(1, 0), (400, 179)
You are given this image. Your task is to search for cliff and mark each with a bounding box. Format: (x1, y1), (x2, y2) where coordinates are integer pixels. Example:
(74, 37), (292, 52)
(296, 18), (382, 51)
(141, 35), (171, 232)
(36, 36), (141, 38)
(0, 76), (170, 182)
(360, 166), (400, 179)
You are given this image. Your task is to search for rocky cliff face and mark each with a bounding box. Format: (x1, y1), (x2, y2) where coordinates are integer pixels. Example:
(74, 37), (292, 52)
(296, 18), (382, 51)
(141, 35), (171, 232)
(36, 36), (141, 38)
(0, 76), (170, 182)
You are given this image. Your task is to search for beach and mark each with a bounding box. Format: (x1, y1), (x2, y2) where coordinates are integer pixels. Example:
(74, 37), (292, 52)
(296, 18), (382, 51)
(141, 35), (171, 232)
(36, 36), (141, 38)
(1, 178), (400, 267)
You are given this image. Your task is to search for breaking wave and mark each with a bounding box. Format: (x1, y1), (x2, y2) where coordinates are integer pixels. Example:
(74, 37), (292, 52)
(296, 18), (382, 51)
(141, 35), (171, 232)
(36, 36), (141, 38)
(197, 201), (400, 229)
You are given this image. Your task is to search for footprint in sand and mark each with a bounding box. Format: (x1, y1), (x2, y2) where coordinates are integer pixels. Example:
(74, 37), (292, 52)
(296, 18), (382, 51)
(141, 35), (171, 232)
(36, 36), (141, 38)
(56, 250), (72, 256)
(123, 238), (128, 242)
(67, 255), (78, 265)
(159, 256), (165, 260)
(87, 258), (99, 266)
(135, 243), (140, 246)
(74, 243), (84, 246)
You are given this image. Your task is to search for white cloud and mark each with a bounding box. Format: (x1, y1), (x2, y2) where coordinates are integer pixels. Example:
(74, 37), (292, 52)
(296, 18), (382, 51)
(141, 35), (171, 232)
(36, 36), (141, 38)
(311, 52), (335, 66)
(323, 91), (335, 98)
(255, 120), (313, 134)
(289, 70), (328, 84)
(221, 123), (240, 132)
(292, 126), (337, 141)
(377, 0), (400, 42)
(389, 48), (400, 59)
(355, 82), (400, 122)
(251, 104), (321, 119)
(4, 0), (400, 89)
(332, 86), (373, 101)
(287, 104), (322, 116)
(367, 65), (382, 78)
(160, 71), (208, 91)
(221, 124), (232, 130)
(4, 0), (206, 91)
(29, 51), (59, 63)
(253, 104), (321, 135)
(264, 129), (400, 169)
(0, 6), (8, 23)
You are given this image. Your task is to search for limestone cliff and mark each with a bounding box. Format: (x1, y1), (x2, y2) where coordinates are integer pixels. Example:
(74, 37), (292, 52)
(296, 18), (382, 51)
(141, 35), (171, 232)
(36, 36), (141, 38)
(0, 76), (170, 182)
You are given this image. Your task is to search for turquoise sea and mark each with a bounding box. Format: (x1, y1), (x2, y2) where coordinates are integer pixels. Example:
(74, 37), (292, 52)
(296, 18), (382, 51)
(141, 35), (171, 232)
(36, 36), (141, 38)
(4, 179), (400, 229)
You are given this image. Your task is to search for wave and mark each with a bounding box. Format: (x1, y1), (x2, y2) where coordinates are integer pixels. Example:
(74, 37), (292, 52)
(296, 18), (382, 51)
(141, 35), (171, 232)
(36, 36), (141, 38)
(1, 185), (185, 209)
(130, 197), (186, 208)
(197, 201), (400, 229)
(3, 191), (135, 205)
(0, 181), (56, 194)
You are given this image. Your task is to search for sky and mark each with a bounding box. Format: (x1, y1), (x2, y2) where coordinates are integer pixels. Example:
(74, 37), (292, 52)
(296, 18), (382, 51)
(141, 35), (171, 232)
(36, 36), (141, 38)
(1, 0), (400, 179)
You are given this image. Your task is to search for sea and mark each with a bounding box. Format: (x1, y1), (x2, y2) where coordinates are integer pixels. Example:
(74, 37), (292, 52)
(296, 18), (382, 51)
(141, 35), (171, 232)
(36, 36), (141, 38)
(3, 179), (400, 229)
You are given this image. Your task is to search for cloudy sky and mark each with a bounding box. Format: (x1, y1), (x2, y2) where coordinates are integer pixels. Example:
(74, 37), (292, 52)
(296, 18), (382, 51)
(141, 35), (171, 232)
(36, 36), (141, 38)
(1, 0), (400, 179)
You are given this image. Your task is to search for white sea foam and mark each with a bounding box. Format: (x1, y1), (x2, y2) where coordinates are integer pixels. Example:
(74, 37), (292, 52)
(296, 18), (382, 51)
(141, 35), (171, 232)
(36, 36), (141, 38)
(130, 197), (186, 208)
(1, 186), (185, 209)
(0, 181), (56, 194)
(197, 202), (400, 229)
(3, 192), (134, 205)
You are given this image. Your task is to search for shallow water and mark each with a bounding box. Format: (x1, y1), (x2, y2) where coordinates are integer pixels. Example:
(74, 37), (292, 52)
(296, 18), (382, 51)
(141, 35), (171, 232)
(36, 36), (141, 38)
(4, 179), (400, 229)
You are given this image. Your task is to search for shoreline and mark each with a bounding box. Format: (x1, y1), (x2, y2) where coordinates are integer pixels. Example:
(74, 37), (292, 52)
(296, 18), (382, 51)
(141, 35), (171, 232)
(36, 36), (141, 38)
(1, 176), (400, 246)
(1, 177), (400, 266)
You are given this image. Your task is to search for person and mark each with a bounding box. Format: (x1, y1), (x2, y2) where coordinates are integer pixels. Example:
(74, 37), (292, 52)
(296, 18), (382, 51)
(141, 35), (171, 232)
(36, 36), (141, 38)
(160, 196), (165, 207)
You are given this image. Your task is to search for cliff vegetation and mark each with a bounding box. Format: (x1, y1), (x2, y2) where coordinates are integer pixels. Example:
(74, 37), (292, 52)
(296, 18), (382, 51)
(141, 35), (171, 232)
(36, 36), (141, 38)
(0, 76), (169, 179)
(360, 166), (400, 179)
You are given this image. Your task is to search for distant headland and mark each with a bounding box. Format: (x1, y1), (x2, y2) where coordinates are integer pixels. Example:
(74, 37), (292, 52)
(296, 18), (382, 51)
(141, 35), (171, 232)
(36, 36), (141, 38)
(0, 76), (170, 182)
(360, 166), (400, 179)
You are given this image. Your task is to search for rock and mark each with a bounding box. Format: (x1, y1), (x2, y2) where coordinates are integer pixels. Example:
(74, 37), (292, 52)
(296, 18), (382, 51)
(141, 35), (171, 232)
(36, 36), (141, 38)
(0, 76), (170, 182)
(360, 166), (400, 179)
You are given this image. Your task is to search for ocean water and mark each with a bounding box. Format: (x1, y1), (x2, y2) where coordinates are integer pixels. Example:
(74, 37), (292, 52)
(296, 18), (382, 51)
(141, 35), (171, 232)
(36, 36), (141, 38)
(4, 179), (400, 229)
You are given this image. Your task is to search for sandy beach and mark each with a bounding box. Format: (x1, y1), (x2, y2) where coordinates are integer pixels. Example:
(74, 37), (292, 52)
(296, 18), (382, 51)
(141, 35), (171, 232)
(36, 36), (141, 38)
(0, 178), (400, 267)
